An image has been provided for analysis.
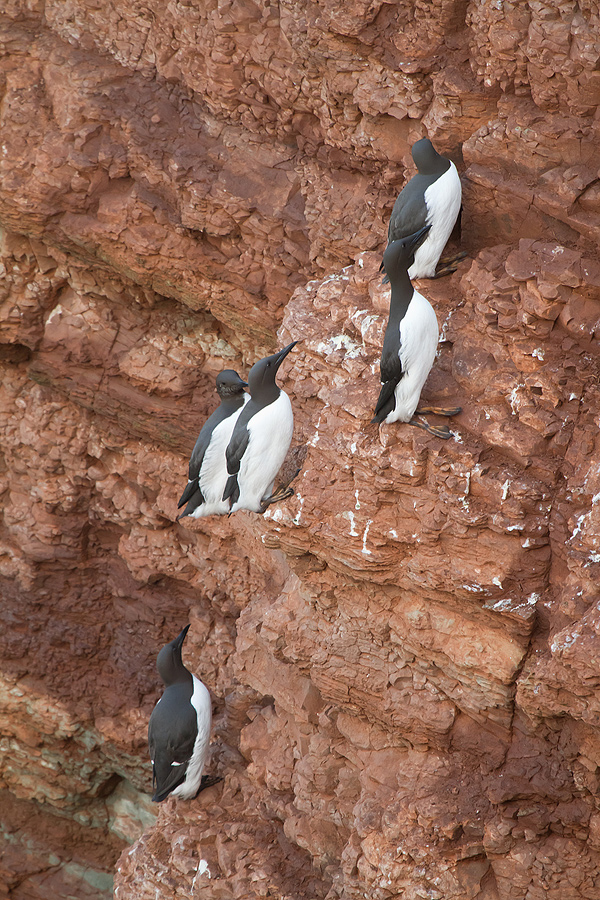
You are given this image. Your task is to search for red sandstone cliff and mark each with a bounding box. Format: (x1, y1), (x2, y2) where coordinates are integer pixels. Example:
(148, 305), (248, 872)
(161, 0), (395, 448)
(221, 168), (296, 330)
(1, 1), (600, 899)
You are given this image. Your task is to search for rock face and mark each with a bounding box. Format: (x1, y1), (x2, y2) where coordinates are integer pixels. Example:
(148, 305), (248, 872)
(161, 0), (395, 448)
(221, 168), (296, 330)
(1, 1), (600, 899)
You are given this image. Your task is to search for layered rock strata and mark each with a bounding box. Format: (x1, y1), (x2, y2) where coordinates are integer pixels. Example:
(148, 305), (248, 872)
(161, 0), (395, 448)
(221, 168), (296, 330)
(1, 1), (600, 899)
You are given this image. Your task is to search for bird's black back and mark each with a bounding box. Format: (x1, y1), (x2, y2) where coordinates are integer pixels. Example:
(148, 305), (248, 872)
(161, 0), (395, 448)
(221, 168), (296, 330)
(148, 680), (197, 802)
(372, 317), (405, 424)
(221, 399), (262, 504)
(388, 174), (441, 244)
(373, 234), (423, 424)
(178, 396), (245, 511)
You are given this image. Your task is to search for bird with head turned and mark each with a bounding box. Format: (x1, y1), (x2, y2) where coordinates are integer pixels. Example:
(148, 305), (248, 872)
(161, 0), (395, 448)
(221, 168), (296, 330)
(383, 137), (463, 282)
(177, 369), (248, 519)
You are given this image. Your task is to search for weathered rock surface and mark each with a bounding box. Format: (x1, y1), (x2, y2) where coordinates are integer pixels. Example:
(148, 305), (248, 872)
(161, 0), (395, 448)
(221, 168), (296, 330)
(1, 1), (600, 899)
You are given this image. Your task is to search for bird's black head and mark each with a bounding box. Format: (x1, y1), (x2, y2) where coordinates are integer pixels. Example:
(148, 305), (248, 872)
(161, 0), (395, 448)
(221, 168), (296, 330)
(215, 369), (248, 399)
(382, 225), (431, 278)
(248, 341), (298, 400)
(411, 137), (448, 176)
(156, 624), (193, 686)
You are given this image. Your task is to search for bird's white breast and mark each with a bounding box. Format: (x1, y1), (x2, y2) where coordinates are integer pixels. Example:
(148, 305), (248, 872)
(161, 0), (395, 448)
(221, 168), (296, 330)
(190, 396), (248, 517)
(386, 289), (439, 423)
(409, 163), (461, 279)
(231, 391), (293, 513)
(171, 675), (212, 800)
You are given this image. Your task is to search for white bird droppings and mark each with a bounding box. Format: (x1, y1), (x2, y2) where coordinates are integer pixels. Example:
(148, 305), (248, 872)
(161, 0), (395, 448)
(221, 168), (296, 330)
(362, 520), (373, 556)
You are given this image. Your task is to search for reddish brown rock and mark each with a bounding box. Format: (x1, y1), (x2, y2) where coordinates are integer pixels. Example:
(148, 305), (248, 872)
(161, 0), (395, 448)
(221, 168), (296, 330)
(2, 1), (600, 899)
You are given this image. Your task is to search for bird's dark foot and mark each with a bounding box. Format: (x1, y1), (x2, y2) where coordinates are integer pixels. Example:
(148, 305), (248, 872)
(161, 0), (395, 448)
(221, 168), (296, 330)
(259, 464), (302, 513)
(432, 251), (468, 278)
(260, 485), (295, 513)
(415, 405), (462, 417)
(196, 775), (222, 796)
(409, 416), (454, 440)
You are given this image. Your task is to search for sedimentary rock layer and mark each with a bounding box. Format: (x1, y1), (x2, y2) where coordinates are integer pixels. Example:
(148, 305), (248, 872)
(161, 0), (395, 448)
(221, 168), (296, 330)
(1, 1), (600, 899)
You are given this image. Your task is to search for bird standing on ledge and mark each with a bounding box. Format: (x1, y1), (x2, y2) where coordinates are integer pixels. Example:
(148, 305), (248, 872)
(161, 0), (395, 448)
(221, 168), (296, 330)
(223, 341), (298, 513)
(148, 625), (217, 802)
(384, 137), (462, 281)
(177, 370), (248, 519)
(373, 227), (461, 439)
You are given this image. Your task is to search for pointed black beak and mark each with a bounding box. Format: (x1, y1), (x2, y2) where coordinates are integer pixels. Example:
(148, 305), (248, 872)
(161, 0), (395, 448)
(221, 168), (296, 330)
(272, 340), (298, 372)
(407, 224), (431, 252)
(172, 624), (191, 649)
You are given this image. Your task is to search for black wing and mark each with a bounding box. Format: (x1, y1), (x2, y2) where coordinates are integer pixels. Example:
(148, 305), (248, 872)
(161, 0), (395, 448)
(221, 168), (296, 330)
(177, 410), (224, 509)
(222, 403), (255, 503)
(222, 431), (249, 504)
(388, 182), (427, 244)
(224, 426), (250, 476)
(381, 176), (436, 281)
(222, 472), (240, 505)
(372, 380), (398, 424)
(177, 403), (237, 510)
(372, 327), (404, 423)
(178, 480), (204, 510)
(379, 326), (404, 384)
(176, 485), (205, 520)
(151, 757), (189, 802)
(148, 692), (198, 802)
(387, 180), (431, 244)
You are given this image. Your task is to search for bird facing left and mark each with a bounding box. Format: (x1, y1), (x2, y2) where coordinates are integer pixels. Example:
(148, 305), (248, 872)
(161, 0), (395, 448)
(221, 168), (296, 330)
(148, 625), (214, 802)
(177, 369), (248, 519)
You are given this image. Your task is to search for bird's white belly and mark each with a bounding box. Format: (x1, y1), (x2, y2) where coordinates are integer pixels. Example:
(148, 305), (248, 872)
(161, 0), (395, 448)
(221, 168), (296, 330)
(190, 399), (248, 518)
(386, 291), (439, 423)
(409, 164), (461, 279)
(171, 675), (212, 800)
(231, 392), (293, 513)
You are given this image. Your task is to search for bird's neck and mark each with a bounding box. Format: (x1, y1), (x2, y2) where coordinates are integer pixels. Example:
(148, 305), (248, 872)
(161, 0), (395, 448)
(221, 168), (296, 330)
(165, 671), (193, 687)
(160, 663), (193, 686)
(253, 384), (281, 407)
(222, 395), (245, 411)
(388, 271), (414, 323)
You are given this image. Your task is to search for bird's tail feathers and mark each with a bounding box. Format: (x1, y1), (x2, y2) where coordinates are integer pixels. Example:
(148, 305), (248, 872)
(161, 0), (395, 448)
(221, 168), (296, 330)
(372, 380), (397, 423)
(222, 474), (239, 506)
(151, 765), (188, 802)
(178, 479), (203, 509)
(176, 486), (205, 520)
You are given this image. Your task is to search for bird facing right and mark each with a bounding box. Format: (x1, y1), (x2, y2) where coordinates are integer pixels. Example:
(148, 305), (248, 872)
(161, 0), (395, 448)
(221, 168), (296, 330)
(373, 226), (461, 439)
(223, 341), (298, 513)
(148, 625), (213, 802)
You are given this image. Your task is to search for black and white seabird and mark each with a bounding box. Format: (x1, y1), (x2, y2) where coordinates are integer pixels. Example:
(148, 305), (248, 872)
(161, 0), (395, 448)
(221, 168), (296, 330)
(384, 137), (462, 281)
(373, 227), (461, 439)
(177, 370), (248, 519)
(148, 625), (214, 802)
(222, 341), (298, 513)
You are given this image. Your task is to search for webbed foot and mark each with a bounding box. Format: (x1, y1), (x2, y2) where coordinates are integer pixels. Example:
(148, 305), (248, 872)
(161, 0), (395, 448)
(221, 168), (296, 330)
(259, 485), (295, 513)
(432, 251), (468, 278)
(415, 405), (462, 417)
(409, 416), (454, 440)
(196, 775), (222, 796)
